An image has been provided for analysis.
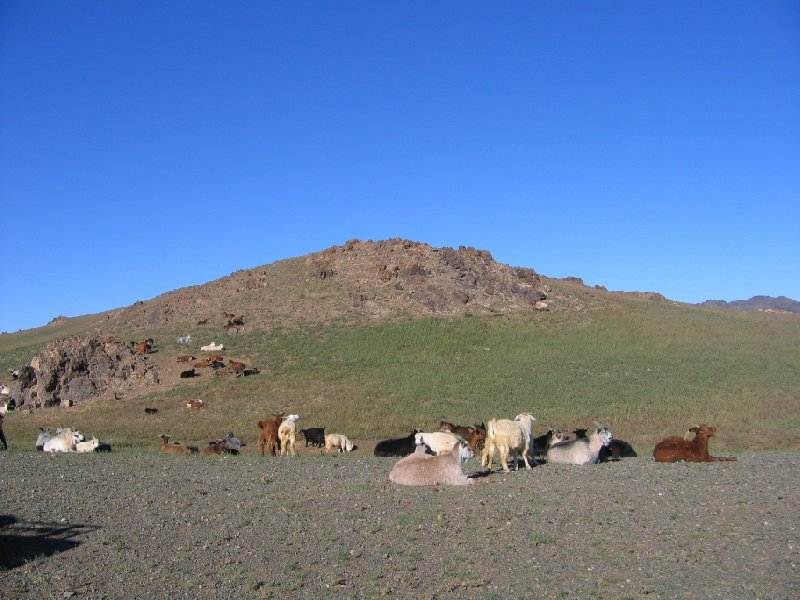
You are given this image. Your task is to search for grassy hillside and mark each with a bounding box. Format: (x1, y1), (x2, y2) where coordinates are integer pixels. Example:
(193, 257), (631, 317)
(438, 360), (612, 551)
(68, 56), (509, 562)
(2, 293), (798, 454)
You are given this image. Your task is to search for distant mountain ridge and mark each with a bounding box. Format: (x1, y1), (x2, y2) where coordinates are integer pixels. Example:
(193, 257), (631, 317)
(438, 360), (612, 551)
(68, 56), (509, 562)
(698, 295), (800, 313)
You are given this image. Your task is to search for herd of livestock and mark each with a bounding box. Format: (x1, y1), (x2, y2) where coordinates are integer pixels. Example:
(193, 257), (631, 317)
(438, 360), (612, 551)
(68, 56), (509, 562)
(6, 407), (737, 487)
(0, 329), (738, 485)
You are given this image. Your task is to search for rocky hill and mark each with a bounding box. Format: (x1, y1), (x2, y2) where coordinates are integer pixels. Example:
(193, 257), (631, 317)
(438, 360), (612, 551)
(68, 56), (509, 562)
(91, 238), (595, 338)
(698, 295), (800, 313)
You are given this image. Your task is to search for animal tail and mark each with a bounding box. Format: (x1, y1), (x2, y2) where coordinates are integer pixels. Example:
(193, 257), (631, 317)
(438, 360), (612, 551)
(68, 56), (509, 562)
(486, 419), (496, 440)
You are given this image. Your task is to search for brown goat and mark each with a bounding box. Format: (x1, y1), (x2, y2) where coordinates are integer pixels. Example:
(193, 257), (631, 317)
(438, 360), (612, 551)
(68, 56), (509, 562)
(203, 440), (227, 455)
(654, 424), (737, 463)
(133, 339), (154, 355)
(257, 413), (285, 457)
(160, 434), (191, 455)
(228, 359), (246, 373)
(186, 399), (205, 409)
(439, 420), (486, 451)
(176, 354), (196, 363)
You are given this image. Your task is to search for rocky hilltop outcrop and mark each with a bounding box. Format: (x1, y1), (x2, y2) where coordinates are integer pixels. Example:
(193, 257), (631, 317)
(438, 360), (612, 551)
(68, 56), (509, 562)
(6, 337), (159, 411)
(98, 238), (567, 336)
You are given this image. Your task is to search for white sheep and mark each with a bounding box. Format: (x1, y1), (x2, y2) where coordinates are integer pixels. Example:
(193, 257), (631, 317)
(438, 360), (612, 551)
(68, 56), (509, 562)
(414, 431), (459, 455)
(278, 414), (300, 457)
(389, 438), (474, 486)
(482, 412), (537, 472)
(324, 433), (355, 453)
(546, 424), (613, 465)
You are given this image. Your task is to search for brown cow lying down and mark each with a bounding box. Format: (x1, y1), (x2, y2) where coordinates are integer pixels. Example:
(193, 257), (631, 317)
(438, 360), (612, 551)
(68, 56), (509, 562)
(389, 439), (474, 486)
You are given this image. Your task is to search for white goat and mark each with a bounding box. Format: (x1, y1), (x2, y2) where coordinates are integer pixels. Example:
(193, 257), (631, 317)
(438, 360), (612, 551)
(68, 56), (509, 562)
(75, 437), (100, 453)
(200, 342), (224, 352)
(547, 424), (613, 465)
(414, 431), (459, 455)
(177, 334), (191, 344)
(43, 429), (83, 453)
(278, 414), (300, 457)
(389, 438), (474, 486)
(36, 428), (53, 451)
(482, 412), (537, 472)
(0, 384), (9, 396)
(0, 402), (7, 415)
(324, 433), (355, 453)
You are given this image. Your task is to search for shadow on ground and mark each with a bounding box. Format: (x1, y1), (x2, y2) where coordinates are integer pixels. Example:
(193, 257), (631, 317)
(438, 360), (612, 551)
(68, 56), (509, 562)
(0, 515), (99, 570)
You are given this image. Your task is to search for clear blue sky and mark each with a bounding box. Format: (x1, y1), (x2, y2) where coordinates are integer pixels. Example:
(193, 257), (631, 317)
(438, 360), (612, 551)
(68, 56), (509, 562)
(1, 1), (798, 332)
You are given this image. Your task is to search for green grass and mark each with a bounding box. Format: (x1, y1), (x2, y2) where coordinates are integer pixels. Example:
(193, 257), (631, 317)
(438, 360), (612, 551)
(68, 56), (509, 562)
(2, 300), (799, 453)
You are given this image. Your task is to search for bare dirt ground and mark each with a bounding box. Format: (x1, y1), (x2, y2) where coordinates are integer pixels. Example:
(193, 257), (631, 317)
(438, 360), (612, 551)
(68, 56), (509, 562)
(1, 450), (798, 600)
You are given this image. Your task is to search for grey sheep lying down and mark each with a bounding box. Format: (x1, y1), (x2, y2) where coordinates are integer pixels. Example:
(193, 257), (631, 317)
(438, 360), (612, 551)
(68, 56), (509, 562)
(389, 438), (474, 486)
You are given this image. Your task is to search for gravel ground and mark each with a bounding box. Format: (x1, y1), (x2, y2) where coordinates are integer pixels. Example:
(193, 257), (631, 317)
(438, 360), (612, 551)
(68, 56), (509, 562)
(1, 451), (798, 600)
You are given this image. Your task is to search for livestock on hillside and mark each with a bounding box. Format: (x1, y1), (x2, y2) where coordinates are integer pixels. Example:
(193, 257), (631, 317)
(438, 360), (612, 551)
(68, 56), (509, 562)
(389, 438), (474, 486)
(324, 433), (355, 453)
(186, 399), (205, 409)
(257, 413), (285, 457)
(278, 414), (300, 457)
(438, 420), (486, 451)
(374, 430), (420, 457)
(573, 427), (638, 461)
(76, 437), (100, 453)
(132, 339), (155, 355)
(204, 432), (246, 455)
(547, 424), (613, 465)
(653, 424), (737, 463)
(160, 435), (191, 455)
(228, 359), (246, 374)
(415, 431), (460, 455)
(200, 342), (224, 352)
(299, 427), (325, 448)
(482, 413), (537, 472)
(43, 428), (84, 453)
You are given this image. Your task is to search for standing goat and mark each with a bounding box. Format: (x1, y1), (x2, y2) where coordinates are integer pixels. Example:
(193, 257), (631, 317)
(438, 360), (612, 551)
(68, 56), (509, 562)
(653, 424), (737, 463)
(482, 413), (537, 472)
(547, 424), (613, 465)
(278, 414), (300, 457)
(257, 413), (284, 457)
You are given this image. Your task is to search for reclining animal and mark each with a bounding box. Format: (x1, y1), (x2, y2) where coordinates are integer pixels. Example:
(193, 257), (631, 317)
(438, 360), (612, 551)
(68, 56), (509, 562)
(43, 428), (84, 453)
(76, 437), (100, 453)
(389, 438), (474, 486)
(573, 428), (637, 461)
(438, 420), (486, 451)
(415, 431), (460, 455)
(374, 429), (420, 457)
(547, 424), (613, 465)
(160, 434), (191, 455)
(204, 432), (246, 455)
(653, 424), (737, 463)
